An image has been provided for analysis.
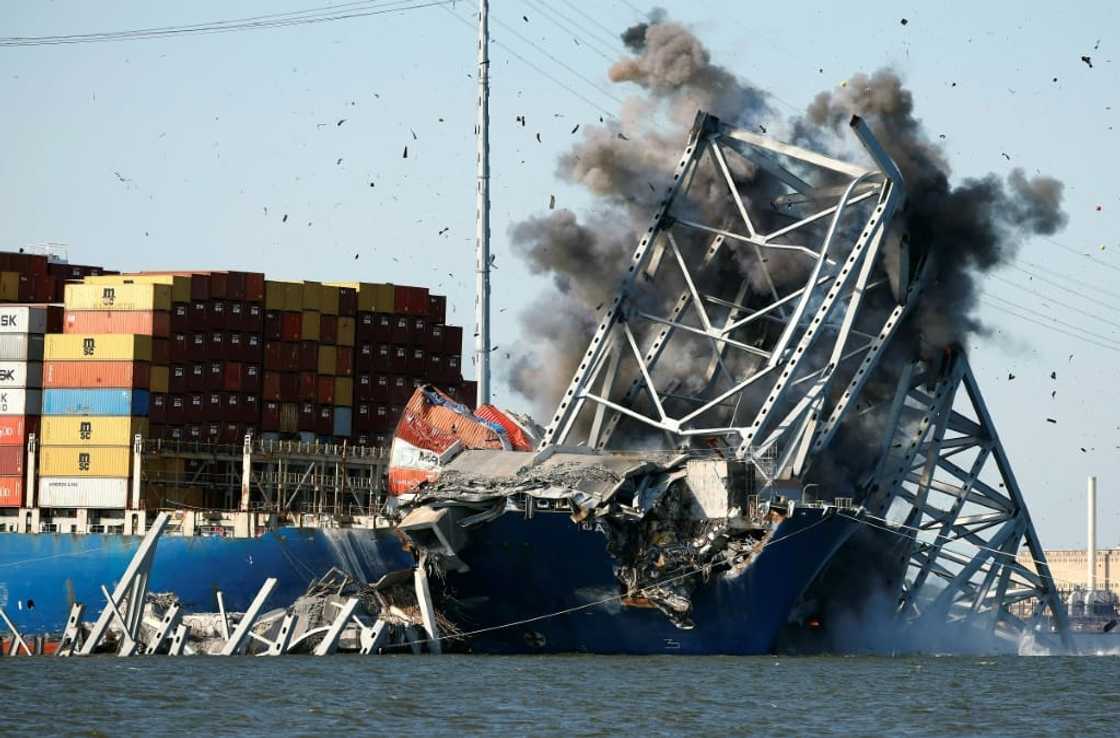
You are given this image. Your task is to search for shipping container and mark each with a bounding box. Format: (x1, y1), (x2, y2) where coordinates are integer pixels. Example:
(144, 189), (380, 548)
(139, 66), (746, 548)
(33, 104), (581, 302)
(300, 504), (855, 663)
(41, 416), (148, 446)
(283, 282), (303, 312)
(0, 361), (42, 389)
(38, 477), (128, 508)
(281, 312), (302, 342)
(334, 377), (353, 406)
(394, 285), (429, 315)
(0, 273), (18, 302)
(63, 309), (171, 337)
(40, 446), (131, 477)
(245, 273), (265, 303)
(0, 389), (41, 415)
(337, 317), (355, 347)
(298, 342), (317, 372)
(301, 282), (321, 311)
(426, 324), (444, 353)
(333, 407), (352, 437)
(150, 365), (169, 393)
(0, 446), (24, 476)
(338, 287), (357, 316)
(150, 393), (166, 423)
(0, 305), (58, 334)
(279, 403), (299, 433)
(264, 310), (282, 340)
(0, 415), (37, 446)
(320, 285), (340, 315)
(65, 282), (172, 311)
(391, 315), (413, 344)
(315, 405), (333, 436)
(301, 310), (321, 341)
(444, 325), (463, 355)
(336, 346), (353, 377)
(316, 375), (334, 405)
(299, 372), (316, 402)
(45, 334), (152, 362)
(0, 333), (45, 361)
(43, 360), (151, 389)
(148, 336), (168, 364)
(0, 476), (23, 507)
(320, 314), (337, 344)
(208, 300), (227, 330)
(85, 274), (191, 303)
(261, 400), (280, 431)
(42, 389), (150, 416)
(428, 294), (447, 324)
(318, 345), (337, 375)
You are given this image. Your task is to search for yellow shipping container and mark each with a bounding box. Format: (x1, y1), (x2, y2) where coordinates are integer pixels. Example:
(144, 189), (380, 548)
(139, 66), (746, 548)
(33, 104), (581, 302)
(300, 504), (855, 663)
(318, 345), (337, 375)
(150, 365), (169, 393)
(301, 311), (321, 341)
(319, 285), (340, 315)
(301, 282), (321, 311)
(337, 317), (355, 347)
(334, 377), (353, 406)
(264, 280), (287, 311)
(85, 274), (191, 304)
(65, 283), (172, 312)
(40, 446), (131, 477)
(45, 334), (153, 361)
(331, 282), (396, 313)
(283, 282), (303, 312)
(0, 272), (19, 301)
(41, 417), (148, 446)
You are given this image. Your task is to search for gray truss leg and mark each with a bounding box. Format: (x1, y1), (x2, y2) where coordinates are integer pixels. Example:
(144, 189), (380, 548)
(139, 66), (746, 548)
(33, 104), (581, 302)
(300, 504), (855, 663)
(265, 613), (297, 656)
(56, 602), (85, 657)
(216, 591), (231, 642)
(358, 619), (390, 655)
(168, 624), (189, 656)
(79, 512), (169, 655)
(405, 625), (423, 654)
(219, 578), (277, 656)
(145, 602), (182, 655)
(414, 563), (441, 655)
(313, 598), (359, 656)
(0, 607), (33, 656)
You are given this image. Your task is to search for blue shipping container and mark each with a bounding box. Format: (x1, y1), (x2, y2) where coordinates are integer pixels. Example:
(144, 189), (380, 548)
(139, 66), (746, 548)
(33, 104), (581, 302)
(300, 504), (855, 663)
(333, 407), (352, 437)
(42, 389), (150, 417)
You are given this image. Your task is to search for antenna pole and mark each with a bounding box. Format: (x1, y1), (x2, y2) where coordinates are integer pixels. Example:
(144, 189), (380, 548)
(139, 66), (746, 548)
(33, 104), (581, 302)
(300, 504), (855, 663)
(473, 0), (492, 407)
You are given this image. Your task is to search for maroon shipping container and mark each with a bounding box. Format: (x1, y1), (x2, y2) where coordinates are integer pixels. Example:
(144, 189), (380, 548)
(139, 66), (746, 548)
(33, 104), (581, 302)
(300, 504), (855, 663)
(298, 372), (317, 402)
(393, 285), (429, 315)
(206, 361), (224, 391)
(428, 353), (446, 382)
(443, 325), (463, 355)
(206, 392), (223, 422)
(390, 315), (412, 344)
(356, 312), (375, 340)
(190, 332), (207, 359)
(191, 300), (208, 327)
(264, 310), (282, 340)
(188, 363), (206, 391)
(317, 375), (335, 405)
(171, 332), (190, 362)
(186, 274), (210, 301)
(356, 373), (373, 401)
(150, 393), (167, 423)
(208, 272), (228, 300)
(170, 364), (188, 393)
(298, 402), (316, 432)
(320, 314), (338, 345)
(223, 362), (243, 392)
(243, 364), (261, 394)
(224, 393), (241, 422)
(299, 342), (317, 372)
(428, 294), (447, 324)
(227, 332), (244, 362)
(188, 393), (205, 423)
(389, 346), (408, 374)
(168, 395), (186, 424)
(226, 271), (246, 300)
(264, 342), (298, 371)
(245, 303), (263, 332)
(372, 374), (389, 402)
(447, 354), (462, 381)
(220, 421), (241, 444)
(209, 300), (228, 330)
(426, 323), (444, 353)
(244, 333), (263, 363)
(356, 343), (373, 372)
(315, 405), (333, 436)
(280, 372), (299, 401)
(228, 301), (246, 332)
(281, 312), (302, 341)
(261, 400), (281, 431)
(245, 272), (265, 303)
(243, 394), (260, 424)
(390, 375), (412, 404)
(262, 372), (282, 401)
(407, 347), (426, 376)
(171, 303), (190, 332)
(373, 314), (392, 342)
(413, 317), (427, 344)
(338, 287), (357, 316)
(208, 331), (224, 361)
(355, 403), (372, 433)
(336, 346), (353, 377)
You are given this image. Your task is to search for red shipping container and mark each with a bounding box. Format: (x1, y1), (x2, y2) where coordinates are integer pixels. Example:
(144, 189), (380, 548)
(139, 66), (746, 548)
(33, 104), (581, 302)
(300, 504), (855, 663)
(264, 310), (282, 340)
(279, 372), (299, 401)
(426, 324), (444, 353)
(356, 373), (373, 401)
(188, 393), (205, 423)
(407, 347), (427, 375)
(0, 476), (24, 507)
(206, 392), (223, 421)
(317, 375), (335, 405)
(208, 273), (228, 300)
(187, 363), (205, 391)
(152, 338), (170, 366)
(43, 361), (152, 389)
(17, 274), (33, 302)
(390, 315), (412, 344)
(443, 325), (463, 355)
(356, 343), (373, 372)
(223, 362), (243, 392)
(0, 416), (35, 446)
(261, 400), (281, 431)
(171, 332), (190, 362)
(428, 295), (447, 324)
(190, 332), (206, 359)
(243, 333), (262, 363)
(186, 424), (203, 441)
(372, 374), (389, 402)
(209, 300), (228, 330)
(368, 344), (387, 372)
(281, 312), (302, 341)
(356, 312), (375, 339)
(245, 272), (265, 303)
(227, 332), (244, 362)
(299, 342), (318, 372)
(389, 375), (411, 403)
(191, 300), (208, 326)
(339, 287), (357, 316)
(150, 393), (167, 423)
(63, 310), (170, 337)
(299, 402), (316, 432)
(36, 277), (55, 303)
(374, 314), (392, 342)
(220, 422), (241, 444)
(245, 303), (263, 333)
(243, 364), (261, 393)
(428, 353), (446, 382)
(394, 285), (429, 315)
(171, 303), (191, 332)
(207, 361), (224, 391)
(448, 354), (461, 381)
(0, 447), (24, 476)
(168, 395), (186, 424)
(336, 346), (353, 377)
(185, 274), (210, 301)
(170, 364), (188, 392)
(315, 405), (333, 436)
(389, 346), (408, 374)
(243, 393), (259, 423)
(228, 301), (246, 332)
(262, 372), (282, 401)
(320, 314), (338, 345)
(225, 393), (241, 420)
(299, 372), (317, 402)
(226, 272), (246, 300)
(354, 403), (372, 433)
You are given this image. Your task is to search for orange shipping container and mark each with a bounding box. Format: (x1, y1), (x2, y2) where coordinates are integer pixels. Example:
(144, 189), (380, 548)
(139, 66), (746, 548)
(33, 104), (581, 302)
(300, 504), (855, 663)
(0, 446), (23, 476)
(43, 361), (152, 389)
(0, 415), (34, 446)
(0, 476), (23, 507)
(64, 310), (171, 337)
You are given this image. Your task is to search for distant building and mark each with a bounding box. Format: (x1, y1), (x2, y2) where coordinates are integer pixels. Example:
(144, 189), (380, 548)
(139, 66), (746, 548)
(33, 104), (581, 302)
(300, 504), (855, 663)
(1018, 548), (1120, 597)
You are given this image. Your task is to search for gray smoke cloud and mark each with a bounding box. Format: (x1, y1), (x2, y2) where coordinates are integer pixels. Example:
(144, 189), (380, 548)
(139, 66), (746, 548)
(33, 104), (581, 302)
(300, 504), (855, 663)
(506, 17), (1066, 423)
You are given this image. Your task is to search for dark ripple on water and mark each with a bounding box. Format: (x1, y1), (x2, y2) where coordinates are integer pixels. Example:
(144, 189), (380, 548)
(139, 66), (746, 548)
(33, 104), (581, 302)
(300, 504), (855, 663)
(0, 655), (1114, 737)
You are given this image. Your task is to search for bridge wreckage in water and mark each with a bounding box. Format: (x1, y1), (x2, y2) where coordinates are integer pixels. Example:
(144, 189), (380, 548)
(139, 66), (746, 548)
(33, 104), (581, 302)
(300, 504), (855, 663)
(389, 111), (1073, 654)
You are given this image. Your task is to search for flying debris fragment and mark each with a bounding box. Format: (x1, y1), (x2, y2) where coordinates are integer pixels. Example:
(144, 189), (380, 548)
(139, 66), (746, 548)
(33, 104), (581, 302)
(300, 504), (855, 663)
(1047, 418), (1058, 424)
(1050, 371), (1057, 379)
(1008, 373), (1016, 380)
(536, 132), (542, 143)
(617, 132), (630, 140)
(900, 18), (909, 25)
(337, 119), (346, 126)
(549, 194), (556, 209)
(571, 124), (580, 134)
(411, 128), (418, 140)
(282, 214), (288, 223)
(403, 146), (408, 159)
(1081, 55), (1093, 68)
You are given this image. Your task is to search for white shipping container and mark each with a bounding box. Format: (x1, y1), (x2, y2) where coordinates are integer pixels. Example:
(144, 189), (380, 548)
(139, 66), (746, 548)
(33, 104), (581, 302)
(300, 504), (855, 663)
(0, 389), (41, 415)
(0, 361), (42, 389)
(38, 477), (129, 508)
(0, 334), (44, 362)
(0, 306), (51, 335)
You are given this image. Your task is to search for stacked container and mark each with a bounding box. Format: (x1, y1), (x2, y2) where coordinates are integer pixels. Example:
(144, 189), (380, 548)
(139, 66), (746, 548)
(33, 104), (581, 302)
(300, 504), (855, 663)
(0, 251), (110, 304)
(38, 281), (169, 509)
(0, 305), (60, 508)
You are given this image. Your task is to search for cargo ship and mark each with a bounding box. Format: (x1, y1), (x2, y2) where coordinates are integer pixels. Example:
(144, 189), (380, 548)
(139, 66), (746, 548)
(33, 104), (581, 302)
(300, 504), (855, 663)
(0, 250), (471, 633)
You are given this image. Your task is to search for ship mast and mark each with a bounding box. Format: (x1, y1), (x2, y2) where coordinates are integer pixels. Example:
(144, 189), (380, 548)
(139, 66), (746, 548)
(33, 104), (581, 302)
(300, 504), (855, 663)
(473, 0), (491, 407)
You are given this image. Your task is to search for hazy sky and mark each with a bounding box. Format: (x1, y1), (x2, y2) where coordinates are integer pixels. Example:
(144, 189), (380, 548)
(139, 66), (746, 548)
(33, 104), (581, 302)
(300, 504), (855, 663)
(2, 0), (1117, 548)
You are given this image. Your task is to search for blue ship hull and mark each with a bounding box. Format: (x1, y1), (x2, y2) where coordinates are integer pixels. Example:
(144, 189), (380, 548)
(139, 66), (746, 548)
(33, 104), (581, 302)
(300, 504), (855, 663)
(440, 506), (858, 655)
(0, 528), (414, 634)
